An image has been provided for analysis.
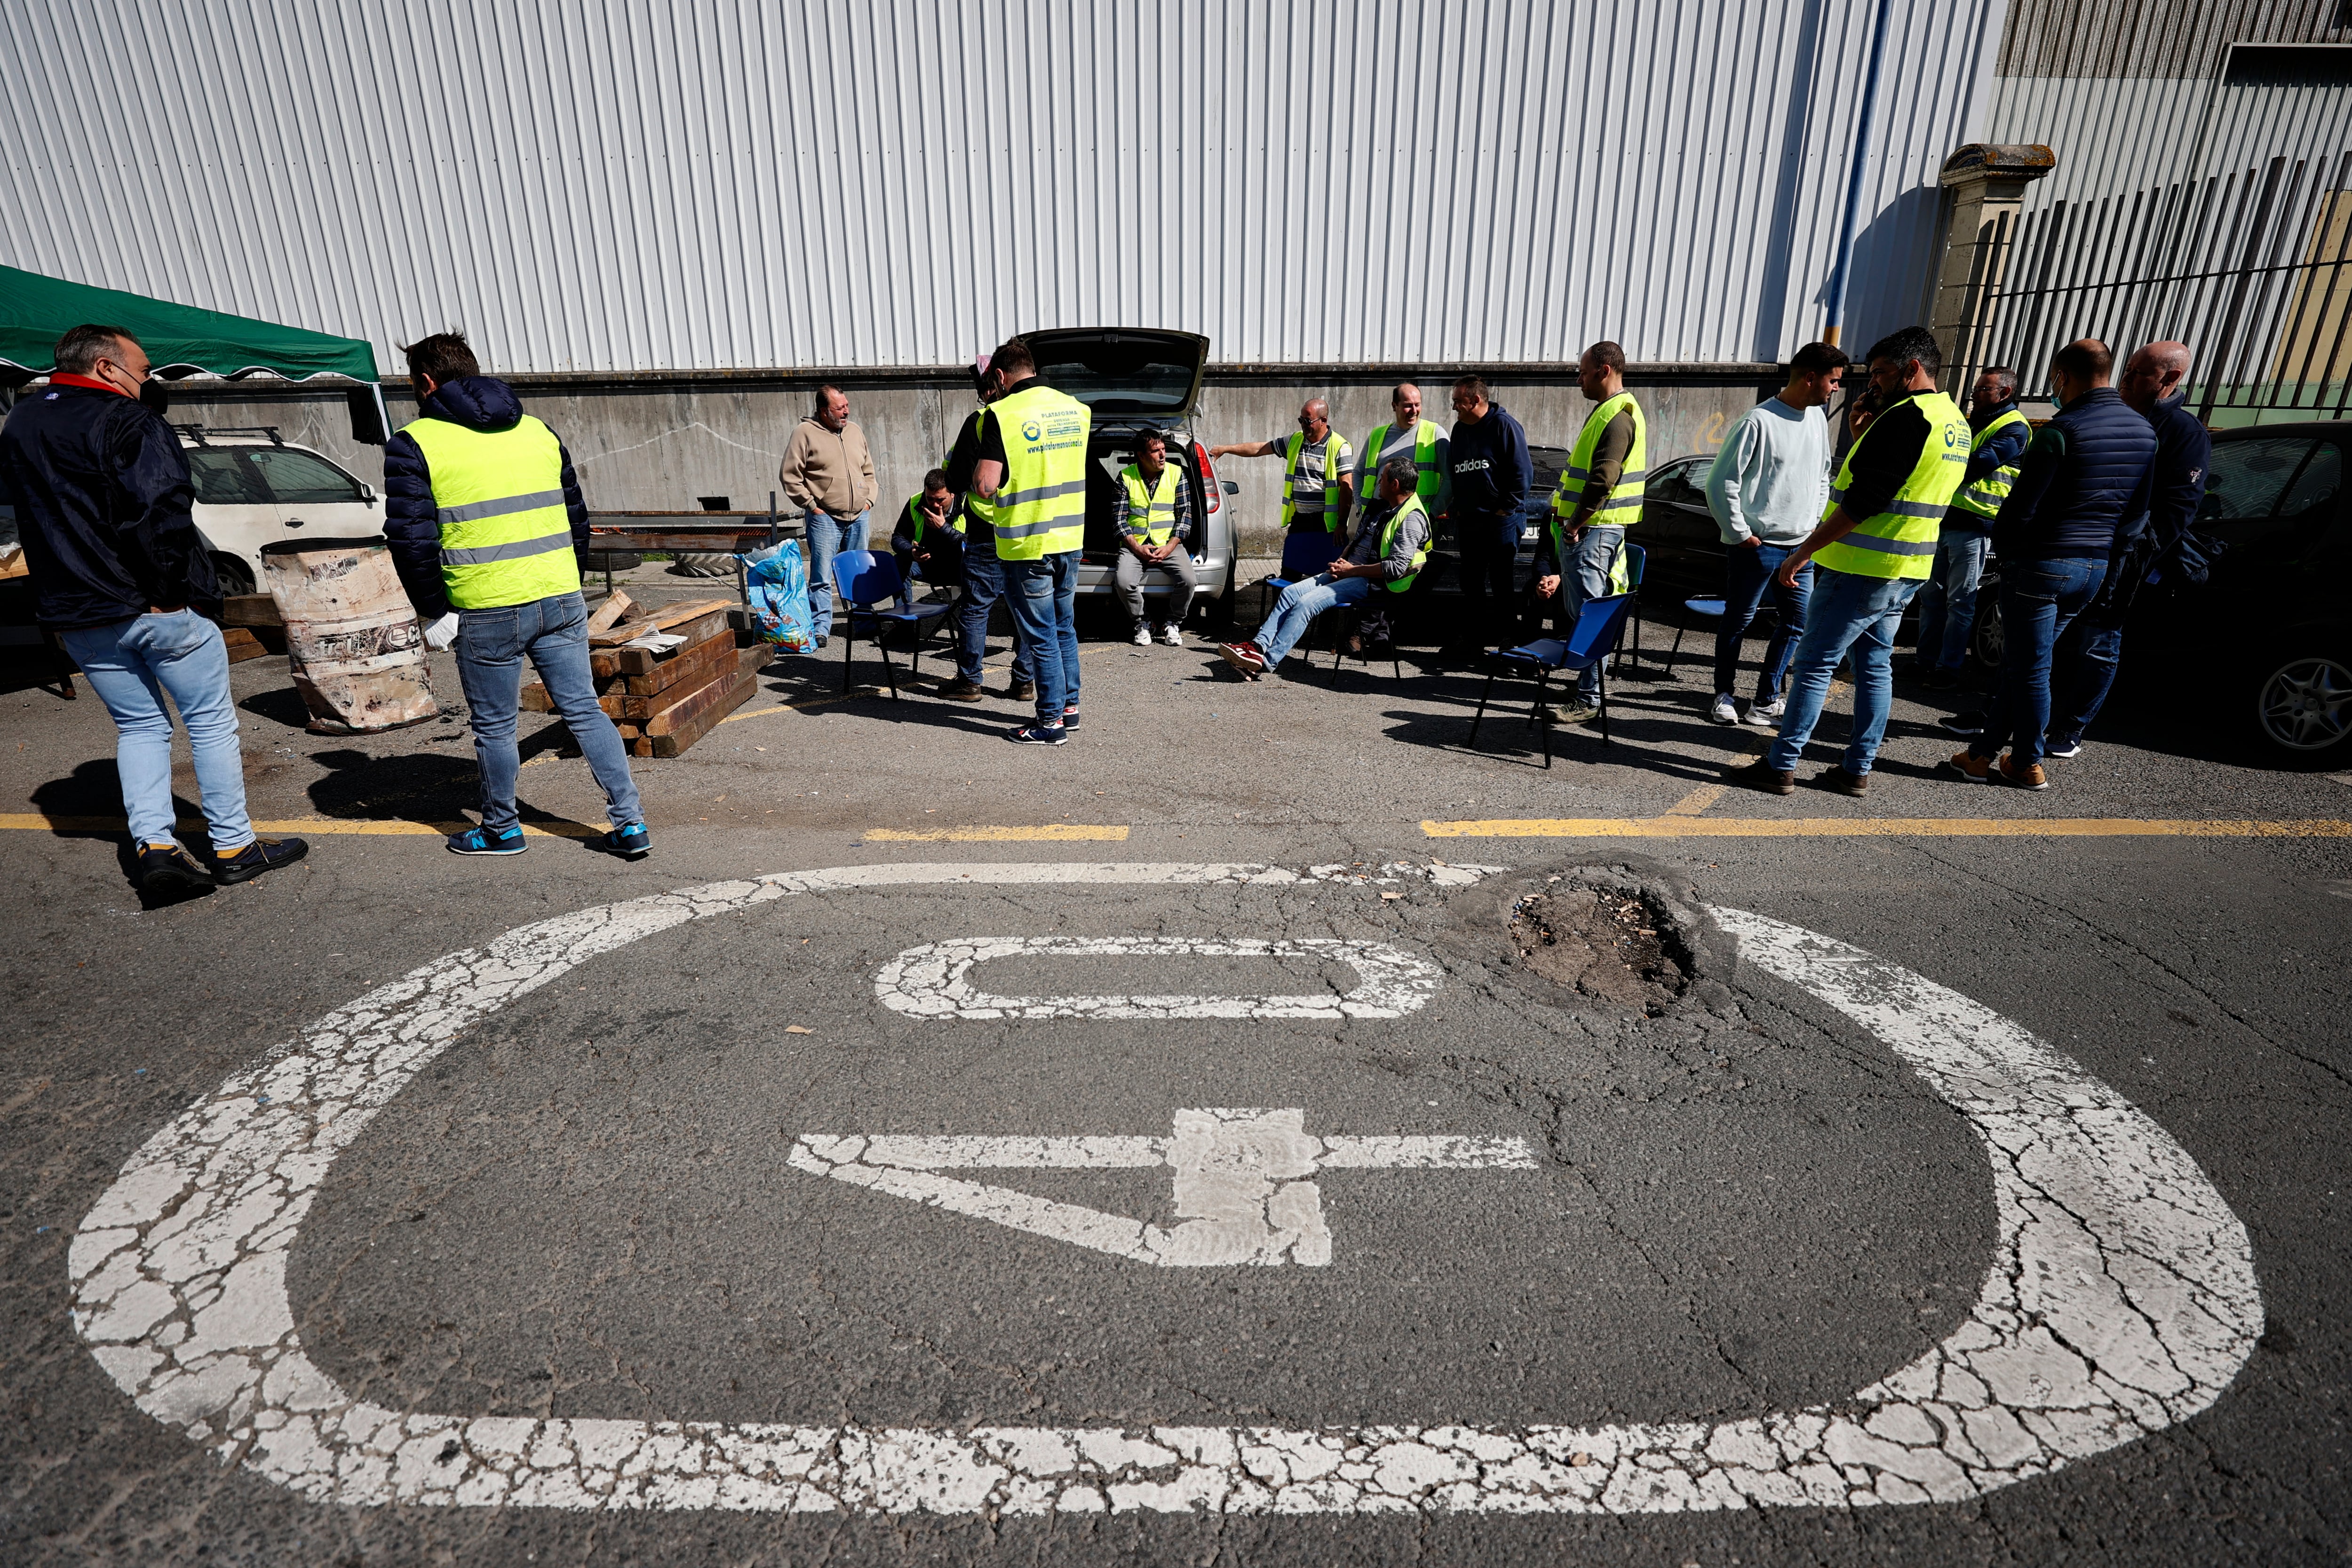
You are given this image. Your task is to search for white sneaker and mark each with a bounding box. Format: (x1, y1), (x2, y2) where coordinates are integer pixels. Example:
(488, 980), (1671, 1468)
(1709, 693), (1740, 724)
(1745, 699), (1786, 726)
(1160, 624), (1184, 647)
(1130, 624), (1152, 647)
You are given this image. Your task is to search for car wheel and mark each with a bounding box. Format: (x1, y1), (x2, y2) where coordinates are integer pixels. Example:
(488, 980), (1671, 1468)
(210, 553), (257, 597)
(1970, 589), (2003, 670)
(2251, 652), (2352, 756)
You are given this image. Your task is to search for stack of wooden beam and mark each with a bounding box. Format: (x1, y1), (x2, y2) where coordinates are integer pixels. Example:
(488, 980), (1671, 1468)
(521, 591), (767, 756)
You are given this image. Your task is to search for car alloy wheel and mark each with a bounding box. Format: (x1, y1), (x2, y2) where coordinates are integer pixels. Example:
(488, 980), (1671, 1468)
(2255, 654), (2352, 752)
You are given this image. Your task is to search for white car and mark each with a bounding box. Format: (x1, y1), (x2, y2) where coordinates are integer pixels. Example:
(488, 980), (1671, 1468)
(177, 425), (383, 595)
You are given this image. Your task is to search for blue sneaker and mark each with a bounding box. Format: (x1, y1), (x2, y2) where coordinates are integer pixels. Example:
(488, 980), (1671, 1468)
(1005, 723), (1067, 746)
(596, 822), (652, 860)
(447, 825), (527, 856)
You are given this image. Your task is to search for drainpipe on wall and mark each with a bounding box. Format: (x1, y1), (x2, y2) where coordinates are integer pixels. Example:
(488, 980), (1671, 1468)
(1821, 0), (1899, 348)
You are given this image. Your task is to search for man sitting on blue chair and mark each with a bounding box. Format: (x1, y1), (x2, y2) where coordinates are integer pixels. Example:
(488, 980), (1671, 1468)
(1217, 458), (1428, 680)
(889, 467), (964, 596)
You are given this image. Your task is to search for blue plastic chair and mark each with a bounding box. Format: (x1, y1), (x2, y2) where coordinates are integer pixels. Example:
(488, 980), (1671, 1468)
(1666, 595), (1727, 683)
(1614, 541), (1649, 675)
(1467, 591), (1638, 766)
(832, 550), (954, 697)
(1258, 528), (1347, 626)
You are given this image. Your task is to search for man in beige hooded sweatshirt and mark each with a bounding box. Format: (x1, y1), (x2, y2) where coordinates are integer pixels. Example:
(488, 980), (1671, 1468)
(779, 383), (878, 645)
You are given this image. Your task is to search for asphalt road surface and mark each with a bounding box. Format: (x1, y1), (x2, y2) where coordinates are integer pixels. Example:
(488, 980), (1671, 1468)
(4, 603), (2348, 1566)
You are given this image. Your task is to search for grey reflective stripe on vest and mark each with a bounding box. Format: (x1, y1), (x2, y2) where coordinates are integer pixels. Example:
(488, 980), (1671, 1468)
(439, 529), (577, 566)
(993, 478), (1089, 509)
(995, 512), (1087, 539)
(1828, 487), (1947, 520)
(436, 488), (568, 526)
(1836, 529), (1938, 556)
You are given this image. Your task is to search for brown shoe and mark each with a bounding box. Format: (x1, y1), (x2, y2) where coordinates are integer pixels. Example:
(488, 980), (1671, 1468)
(1002, 679), (1037, 701)
(935, 677), (985, 702)
(1945, 749), (1997, 783)
(1723, 756), (1796, 795)
(1998, 753), (2049, 791)
(1812, 765), (1868, 797)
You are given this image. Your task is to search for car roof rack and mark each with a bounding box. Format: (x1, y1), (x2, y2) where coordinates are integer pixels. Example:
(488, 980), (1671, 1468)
(170, 424), (285, 448)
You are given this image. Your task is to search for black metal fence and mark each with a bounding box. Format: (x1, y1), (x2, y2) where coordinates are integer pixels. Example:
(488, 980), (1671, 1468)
(1950, 150), (2352, 423)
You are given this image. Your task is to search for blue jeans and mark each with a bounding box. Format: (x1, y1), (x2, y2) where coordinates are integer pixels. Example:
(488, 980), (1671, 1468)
(1912, 531), (1990, 673)
(1713, 542), (1812, 702)
(957, 541), (1032, 689)
(1765, 568), (1923, 776)
(58, 610), (254, 852)
(1258, 573), (1375, 666)
(805, 509), (870, 641)
(1972, 557), (2109, 769)
(454, 591), (643, 833)
(1555, 525), (1625, 697)
(2051, 621), (2124, 745)
(1003, 551), (1081, 724)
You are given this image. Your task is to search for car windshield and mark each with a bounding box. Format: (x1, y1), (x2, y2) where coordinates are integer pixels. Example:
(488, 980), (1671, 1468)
(184, 450), (270, 506)
(246, 448), (363, 505)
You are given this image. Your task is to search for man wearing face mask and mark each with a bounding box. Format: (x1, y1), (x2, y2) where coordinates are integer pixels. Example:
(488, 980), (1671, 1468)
(0, 324), (307, 891)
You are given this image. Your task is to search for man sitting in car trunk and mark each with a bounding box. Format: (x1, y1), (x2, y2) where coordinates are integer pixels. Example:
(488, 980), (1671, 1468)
(1217, 456), (1428, 679)
(1114, 429), (1196, 647)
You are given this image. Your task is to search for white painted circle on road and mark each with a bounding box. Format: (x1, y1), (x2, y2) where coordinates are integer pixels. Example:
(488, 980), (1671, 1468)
(68, 862), (2262, 1514)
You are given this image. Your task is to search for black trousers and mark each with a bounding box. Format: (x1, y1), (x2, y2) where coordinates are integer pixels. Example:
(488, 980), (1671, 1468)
(1456, 510), (1523, 635)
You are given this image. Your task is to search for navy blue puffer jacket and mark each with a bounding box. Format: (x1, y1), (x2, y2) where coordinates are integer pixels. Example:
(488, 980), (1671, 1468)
(382, 376), (591, 619)
(1991, 386), (2156, 562)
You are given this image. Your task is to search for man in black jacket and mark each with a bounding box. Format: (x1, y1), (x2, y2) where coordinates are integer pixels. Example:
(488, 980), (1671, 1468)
(1446, 374), (1533, 643)
(1949, 339), (2155, 790)
(0, 325), (305, 891)
(2044, 341), (2210, 757)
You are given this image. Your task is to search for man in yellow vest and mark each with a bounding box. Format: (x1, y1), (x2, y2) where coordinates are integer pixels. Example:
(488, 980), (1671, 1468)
(889, 466), (965, 592)
(384, 332), (647, 857)
(1352, 383), (1449, 537)
(1216, 457), (1430, 680)
(1208, 398), (1354, 573)
(1114, 429), (1197, 647)
(1725, 326), (1971, 797)
(968, 337), (1092, 744)
(1910, 364), (2026, 688)
(1533, 341), (1645, 719)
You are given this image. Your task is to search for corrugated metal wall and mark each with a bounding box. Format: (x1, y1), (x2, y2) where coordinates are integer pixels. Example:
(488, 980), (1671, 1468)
(0, 0), (2005, 374)
(1984, 2), (2352, 216)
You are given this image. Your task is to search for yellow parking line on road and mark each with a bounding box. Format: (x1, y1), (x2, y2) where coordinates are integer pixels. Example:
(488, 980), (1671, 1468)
(0, 813), (602, 839)
(1661, 786), (1724, 816)
(863, 824), (1131, 842)
(1420, 816), (2352, 839)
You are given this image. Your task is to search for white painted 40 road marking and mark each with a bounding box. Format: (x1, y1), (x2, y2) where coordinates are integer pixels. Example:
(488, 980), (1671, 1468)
(788, 1107), (1537, 1267)
(65, 862), (2262, 1515)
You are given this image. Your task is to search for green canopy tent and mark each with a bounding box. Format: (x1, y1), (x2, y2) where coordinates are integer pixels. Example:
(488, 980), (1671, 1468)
(0, 265), (387, 443)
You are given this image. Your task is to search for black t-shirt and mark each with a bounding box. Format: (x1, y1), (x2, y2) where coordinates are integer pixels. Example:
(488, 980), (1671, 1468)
(1840, 395), (1931, 521)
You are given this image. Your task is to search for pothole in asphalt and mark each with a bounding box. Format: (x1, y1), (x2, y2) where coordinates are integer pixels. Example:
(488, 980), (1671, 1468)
(1507, 884), (1693, 1013)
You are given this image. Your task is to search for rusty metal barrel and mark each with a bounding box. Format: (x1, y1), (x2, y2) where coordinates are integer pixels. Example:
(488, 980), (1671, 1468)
(259, 537), (439, 733)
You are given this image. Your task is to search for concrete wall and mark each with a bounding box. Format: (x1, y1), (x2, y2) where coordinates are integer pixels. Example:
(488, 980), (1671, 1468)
(148, 368), (1772, 555)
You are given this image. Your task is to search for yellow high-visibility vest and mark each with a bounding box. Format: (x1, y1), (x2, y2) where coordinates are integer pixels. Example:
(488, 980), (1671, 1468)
(1549, 391), (1648, 554)
(1814, 390), (1971, 581)
(969, 382), (1091, 561)
(1358, 419), (1445, 512)
(1374, 495), (1431, 594)
(403, 414), (579, 609)
(1949, 406), (2029, 520)
(1119, 462), (1182, 548)
(1281, 430), (1352, 532)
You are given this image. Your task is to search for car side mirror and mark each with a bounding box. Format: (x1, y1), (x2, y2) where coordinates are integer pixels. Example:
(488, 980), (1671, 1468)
(1222, 480), (1240, 495)
(359, 483), (378, 504)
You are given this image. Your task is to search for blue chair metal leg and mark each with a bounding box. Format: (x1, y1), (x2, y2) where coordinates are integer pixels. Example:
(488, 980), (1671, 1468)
(1597, 661), (1611, 748)
(840, 619), (857, 694)
(1469, 670), (1497, 746)
(1534, 671), (1553, 770)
